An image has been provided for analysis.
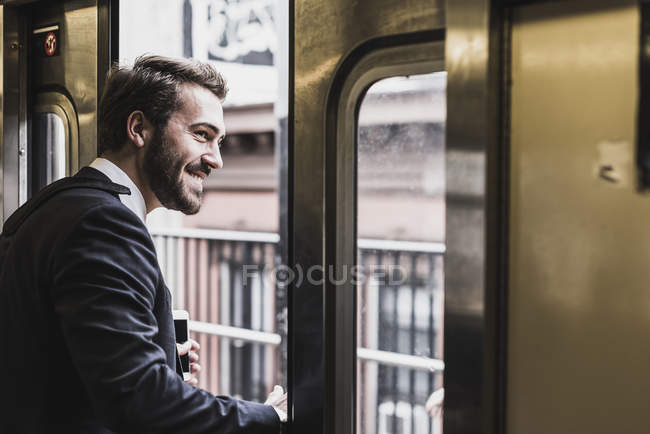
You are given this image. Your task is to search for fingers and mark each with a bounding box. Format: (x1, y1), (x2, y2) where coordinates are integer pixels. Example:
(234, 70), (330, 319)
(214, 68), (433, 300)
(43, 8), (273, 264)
(188, 338), (200, 352)
(184, 363), (201, 386)
(275, 393), (288, 412)
(273, 387), (287, 405)
(265, 385), (287, 408)
(425, 388), (444, 418)
(176, 339), (200, 356)
(176, 341), (191, 356)
(178, 339), (201, 386)
(265, 385), (282, 405)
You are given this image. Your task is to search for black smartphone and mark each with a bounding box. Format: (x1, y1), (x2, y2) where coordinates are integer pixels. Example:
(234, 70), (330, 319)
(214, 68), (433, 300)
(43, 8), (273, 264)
(173, 310), (191, 381)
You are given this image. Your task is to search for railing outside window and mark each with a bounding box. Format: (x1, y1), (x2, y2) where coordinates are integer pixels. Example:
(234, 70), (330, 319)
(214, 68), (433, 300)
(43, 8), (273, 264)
(150, 228), (443, 433)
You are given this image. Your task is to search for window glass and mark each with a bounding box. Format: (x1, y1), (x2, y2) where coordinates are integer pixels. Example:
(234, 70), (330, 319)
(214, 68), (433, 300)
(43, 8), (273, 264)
(32, 112), (66, 192)
(120, 0), (287, 402)
(357, 72), (446, 434)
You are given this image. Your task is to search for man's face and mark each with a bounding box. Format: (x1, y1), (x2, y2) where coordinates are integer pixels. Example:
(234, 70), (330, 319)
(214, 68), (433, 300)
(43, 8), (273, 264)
(144, 83), (226, 214)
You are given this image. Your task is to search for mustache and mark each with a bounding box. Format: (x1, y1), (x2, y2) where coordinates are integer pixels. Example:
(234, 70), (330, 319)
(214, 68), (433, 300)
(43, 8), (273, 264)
(186, 161), (211, 178)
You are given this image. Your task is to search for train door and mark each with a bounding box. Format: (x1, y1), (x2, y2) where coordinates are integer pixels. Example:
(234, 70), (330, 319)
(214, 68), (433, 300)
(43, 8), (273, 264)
(1, 0), (116, 221)
(0, 1), (508, 433)
(289, 1), (503, 434)
(503, 0), (650, 433)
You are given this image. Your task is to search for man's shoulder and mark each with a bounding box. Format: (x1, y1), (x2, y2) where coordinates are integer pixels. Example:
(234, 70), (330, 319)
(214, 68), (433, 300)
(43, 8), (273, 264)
(2, 174), (138, 241)
(39, 166), (129, 211)
(34, 179), (157, 270)
(53, 181), (124, 208)
(42, 181), (130, 223)
(50, 187), (146, 235)
(56, 168), (130, 206)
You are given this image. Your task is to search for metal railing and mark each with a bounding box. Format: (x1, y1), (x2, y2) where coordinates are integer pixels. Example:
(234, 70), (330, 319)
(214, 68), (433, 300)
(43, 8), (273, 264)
(150, 227), (444, 434)
(189, 320), (282, 346)
(188, 319), (444, 372)
(151, 228), (280, 402)
(356, 238), (444, 434)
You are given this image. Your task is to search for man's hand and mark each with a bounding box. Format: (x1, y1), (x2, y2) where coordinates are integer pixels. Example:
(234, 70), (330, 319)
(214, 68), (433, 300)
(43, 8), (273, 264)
(264, 385), (288, 422)
(176, 339), (201, 386)
(425, 388), (444, 418)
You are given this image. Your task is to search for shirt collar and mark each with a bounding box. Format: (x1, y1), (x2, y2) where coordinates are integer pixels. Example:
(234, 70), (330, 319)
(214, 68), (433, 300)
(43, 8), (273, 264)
(89, 157), (147, 223)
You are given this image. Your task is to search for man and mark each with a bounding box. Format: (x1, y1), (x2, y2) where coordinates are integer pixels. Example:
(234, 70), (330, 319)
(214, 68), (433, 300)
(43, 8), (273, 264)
(0, 55), (286, 433)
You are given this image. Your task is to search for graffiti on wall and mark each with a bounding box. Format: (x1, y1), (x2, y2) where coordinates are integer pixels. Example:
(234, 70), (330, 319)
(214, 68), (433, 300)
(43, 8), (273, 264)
(207, 0), (276, 66)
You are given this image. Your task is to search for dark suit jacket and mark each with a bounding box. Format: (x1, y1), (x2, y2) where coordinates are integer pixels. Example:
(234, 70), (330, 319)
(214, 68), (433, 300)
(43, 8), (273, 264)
(0, 167), (280, 433)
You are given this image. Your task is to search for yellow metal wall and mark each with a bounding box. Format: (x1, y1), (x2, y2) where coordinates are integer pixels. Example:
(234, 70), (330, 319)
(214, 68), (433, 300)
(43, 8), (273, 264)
(509, 1), (650, 433)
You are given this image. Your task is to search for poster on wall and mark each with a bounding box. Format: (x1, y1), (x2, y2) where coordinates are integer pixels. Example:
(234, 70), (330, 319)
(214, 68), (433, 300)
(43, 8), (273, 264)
(203, 0), (278, 106)
(207, 0), (276, 66)
(120, 0), (280, 107)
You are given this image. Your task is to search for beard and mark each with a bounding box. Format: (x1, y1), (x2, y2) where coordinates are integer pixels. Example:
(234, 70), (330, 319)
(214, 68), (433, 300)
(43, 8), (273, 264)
(143, 129), (206, 215)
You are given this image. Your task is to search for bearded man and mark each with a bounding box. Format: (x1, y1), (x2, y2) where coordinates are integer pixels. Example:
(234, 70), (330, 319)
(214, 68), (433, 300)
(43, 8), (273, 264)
(0, 55), (286, 433)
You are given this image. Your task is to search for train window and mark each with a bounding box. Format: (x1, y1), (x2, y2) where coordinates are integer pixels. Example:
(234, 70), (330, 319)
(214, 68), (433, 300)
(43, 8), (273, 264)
(120, 0), (286, 403)
(32, 112), (66, 192)
(30, 91), (80, 198)
(357, 72), (446, 434)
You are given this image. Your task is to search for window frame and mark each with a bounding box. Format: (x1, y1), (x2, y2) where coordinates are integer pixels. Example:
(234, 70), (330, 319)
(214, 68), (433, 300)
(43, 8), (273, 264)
(331, 38), (444, 434)
(288, 31), (445, 434)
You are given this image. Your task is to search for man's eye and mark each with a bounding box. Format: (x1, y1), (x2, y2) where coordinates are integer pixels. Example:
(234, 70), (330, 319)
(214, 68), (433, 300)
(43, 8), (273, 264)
(194, 131), (209, 140)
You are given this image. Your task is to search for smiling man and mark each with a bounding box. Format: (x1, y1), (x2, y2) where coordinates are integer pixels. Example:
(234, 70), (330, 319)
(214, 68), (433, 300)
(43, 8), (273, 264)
(0, 56), (286, 433)
(97, 57), (227, 218)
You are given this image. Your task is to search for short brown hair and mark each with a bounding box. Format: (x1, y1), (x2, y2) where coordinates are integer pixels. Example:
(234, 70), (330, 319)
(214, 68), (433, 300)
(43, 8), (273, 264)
(98, 55), (228, 154)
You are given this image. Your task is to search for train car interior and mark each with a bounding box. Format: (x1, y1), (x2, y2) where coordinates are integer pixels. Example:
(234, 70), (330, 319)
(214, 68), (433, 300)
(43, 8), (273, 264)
(0, 0), (649, 433)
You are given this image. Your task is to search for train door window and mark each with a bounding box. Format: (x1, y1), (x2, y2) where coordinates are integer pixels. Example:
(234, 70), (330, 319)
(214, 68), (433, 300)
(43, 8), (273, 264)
(32, 113), (65, 190)
(31, 92), (80, 196)
(357, 72), (445, 434)
(119, 0), (287, 403)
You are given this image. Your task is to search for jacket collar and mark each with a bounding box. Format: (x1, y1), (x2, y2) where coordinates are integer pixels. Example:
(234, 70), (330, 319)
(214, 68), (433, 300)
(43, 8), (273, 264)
(75, 166), (130, 191)
(2, 168), (130, 236)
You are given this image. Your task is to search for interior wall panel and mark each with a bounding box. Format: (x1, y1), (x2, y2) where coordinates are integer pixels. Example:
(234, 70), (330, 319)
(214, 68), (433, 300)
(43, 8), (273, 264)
(509, 2), (650, 433)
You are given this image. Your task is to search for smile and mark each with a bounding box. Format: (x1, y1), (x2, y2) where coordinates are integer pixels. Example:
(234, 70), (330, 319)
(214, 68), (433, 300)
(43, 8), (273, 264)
(186, 169), (207, 181)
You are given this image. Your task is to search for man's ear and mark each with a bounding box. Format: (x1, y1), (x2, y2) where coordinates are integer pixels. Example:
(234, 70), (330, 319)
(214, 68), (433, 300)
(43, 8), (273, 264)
(125, 110), (151, 149)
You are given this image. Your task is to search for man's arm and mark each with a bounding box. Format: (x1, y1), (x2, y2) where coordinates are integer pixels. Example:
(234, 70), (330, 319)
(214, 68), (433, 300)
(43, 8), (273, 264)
(52, 202), (280, 433)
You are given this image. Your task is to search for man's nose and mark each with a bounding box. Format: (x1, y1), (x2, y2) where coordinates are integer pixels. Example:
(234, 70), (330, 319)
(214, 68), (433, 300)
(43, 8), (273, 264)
(201, 150), (223, 170)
